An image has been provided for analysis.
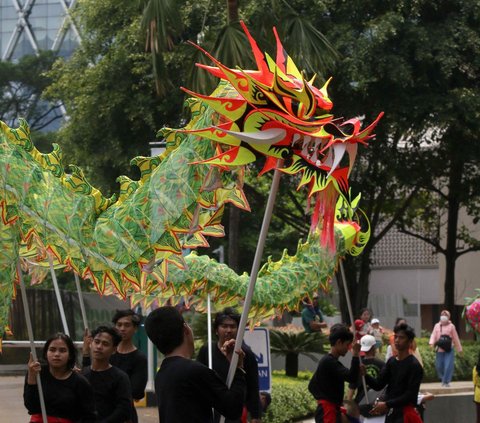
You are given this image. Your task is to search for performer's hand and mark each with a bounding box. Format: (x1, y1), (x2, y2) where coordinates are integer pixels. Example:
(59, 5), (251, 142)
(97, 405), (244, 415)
(359, 363), (366, 376)
(352, 341), (361, 356)
(220, 339), (236, 361)
(27, 353), (41, 384)
(370, 401), (388, 415)
(82, 328), (92, 356)
(235, 348), (245, 369)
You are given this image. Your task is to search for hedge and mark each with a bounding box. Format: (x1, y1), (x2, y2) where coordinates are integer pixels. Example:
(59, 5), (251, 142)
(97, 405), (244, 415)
(263, 372), (316, 423)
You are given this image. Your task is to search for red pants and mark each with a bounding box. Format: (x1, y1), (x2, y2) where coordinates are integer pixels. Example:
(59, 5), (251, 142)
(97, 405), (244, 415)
(315, 400), (345, 423)
(30, 414), (74, 423)
(385, 405), (423, 423)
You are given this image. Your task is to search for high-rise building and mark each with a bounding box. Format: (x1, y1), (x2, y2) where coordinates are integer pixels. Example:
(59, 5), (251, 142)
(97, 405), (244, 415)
(1, 0), (80, 61)
(1, 0), (81, 129)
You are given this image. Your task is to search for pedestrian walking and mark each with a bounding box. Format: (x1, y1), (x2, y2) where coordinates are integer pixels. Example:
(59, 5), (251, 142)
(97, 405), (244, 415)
(24, 333), (96, 423)
(428, 309), (462, 387)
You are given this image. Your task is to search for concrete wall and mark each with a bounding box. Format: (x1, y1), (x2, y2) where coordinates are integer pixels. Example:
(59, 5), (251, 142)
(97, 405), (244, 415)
(369, 267), (441, 305)
(423, 393), (474, 422)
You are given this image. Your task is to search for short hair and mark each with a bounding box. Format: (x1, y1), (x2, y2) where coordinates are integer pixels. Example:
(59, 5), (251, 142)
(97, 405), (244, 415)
(43, 333), (77, 369)
(393, 323), (415, 340)
(328, 323), (354, 345)
(112, 309), (141, 327)
(395, 317), (406, 326)
(91, 325), (122, 347)
(144, 306), (185, 355)
(213, 307), (240, 331)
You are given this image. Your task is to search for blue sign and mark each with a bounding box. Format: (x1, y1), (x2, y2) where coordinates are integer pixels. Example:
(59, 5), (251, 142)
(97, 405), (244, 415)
(244, 327), (271, 392)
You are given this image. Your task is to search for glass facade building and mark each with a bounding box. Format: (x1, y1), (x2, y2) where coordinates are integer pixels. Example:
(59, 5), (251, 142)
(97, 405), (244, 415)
(0, 0), (80, 61)
(0, 0), (81, 129)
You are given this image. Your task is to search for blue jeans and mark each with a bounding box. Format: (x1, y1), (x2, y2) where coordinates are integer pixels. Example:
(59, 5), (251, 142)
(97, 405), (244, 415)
(435, 350), (455, 384)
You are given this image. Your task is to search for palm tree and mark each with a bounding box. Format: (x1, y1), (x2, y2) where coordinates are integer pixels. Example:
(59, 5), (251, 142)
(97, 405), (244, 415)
(139, 0), (338, 96)
(270, 325), (325, 377)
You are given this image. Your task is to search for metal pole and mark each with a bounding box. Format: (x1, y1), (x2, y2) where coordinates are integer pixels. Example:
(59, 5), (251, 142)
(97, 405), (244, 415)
(17, 261), (48, 423)
(339, 260), (369, 402)
(207, 293), (213, 369)
(48, 254), (70, 336)
(74, 273), (89, 330)
(209, 246), (224, 369)
(222, 163), (283, 402)
(146, 307), (155, 393)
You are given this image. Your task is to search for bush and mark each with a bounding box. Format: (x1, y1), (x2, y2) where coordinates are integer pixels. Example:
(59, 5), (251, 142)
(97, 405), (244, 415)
(415, 338), (480, 382)
(263, 373), (316, 423)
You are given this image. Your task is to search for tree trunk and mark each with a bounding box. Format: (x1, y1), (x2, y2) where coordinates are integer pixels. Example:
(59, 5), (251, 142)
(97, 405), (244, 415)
(228, 207), (240, 272)
(285, 352), (299, 377)
(338, 248), (372, 325)
(443, 146), (463, 320)
(226, 0), (239, 23)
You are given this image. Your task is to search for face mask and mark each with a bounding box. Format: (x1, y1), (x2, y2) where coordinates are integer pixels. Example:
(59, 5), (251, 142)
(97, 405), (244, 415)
(440, 315), (449, 323)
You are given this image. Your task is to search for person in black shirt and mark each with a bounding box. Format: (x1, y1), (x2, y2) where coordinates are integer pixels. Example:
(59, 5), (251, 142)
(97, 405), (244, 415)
(308, 323), (361, 423)
(82, 325), (132, 423)
(82, 310), (148, 423)
(367, 323), (423, 423)
(348, 334), (385, 417)
(144, 306), (246, 423)
(24, 332), (96, 423)
(197, 307), (261, 423)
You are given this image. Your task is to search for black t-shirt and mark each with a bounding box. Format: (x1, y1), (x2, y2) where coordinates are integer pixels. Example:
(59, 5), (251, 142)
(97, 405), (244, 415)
(24, 367), (96, 422)
(155, 355), (246, 423)
(110, 349), (148, 400)
(349, 356), (386, 403)
(366, 354), (423, 409)
(82, 365), (132, 422)
(197, 342), (261, 422)
(308, 354), (360, 406)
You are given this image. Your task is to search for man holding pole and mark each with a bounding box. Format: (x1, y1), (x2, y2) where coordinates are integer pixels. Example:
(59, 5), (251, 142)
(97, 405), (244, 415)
(144, 306), (246, 423)
(197, 307), (261, 423)
(308, 323), (362, 423)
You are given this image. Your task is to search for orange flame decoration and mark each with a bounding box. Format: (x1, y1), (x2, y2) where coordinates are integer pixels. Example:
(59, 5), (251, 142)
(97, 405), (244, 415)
(182, 22), (383, 251)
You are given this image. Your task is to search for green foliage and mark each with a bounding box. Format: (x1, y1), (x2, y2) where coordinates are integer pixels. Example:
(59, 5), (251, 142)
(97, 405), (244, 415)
(0, 52), (59, 131)
(45, 0), (183, 194)
(270, 325), (325, 377)
(264, 372), (316, 423)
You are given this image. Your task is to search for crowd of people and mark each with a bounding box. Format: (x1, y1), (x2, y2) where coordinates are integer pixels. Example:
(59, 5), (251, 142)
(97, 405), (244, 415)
(23, 302), (473, 423)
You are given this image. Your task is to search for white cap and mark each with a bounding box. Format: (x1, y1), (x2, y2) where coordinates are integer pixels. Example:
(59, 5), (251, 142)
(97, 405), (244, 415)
(360, 335), (376, 352)
(371, 318), (380, 324)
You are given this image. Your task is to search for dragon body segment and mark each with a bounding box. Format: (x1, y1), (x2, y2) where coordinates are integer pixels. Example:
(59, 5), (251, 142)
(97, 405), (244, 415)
(0, 24), (380, 337)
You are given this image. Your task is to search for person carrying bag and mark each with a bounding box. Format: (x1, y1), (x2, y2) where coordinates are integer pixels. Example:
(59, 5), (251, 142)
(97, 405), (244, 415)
(429, 310), (462, 387)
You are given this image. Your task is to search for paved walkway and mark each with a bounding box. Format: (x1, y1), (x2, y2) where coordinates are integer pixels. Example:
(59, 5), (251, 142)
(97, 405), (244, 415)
(0, 376), (473, 422)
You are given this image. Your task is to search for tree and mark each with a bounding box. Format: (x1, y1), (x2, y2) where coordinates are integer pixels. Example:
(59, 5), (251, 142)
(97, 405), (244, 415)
(0, 52), (61, 132)
(45, 0), (184, 194)
(319, 0), (480, 320)
(270, 325), (325, 377)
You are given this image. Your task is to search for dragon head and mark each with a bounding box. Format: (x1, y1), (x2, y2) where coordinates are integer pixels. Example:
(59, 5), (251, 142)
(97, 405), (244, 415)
(182, 22), (383, 250)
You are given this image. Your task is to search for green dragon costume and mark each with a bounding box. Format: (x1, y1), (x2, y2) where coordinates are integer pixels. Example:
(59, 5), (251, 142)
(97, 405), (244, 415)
(0, 23), (382, 340)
